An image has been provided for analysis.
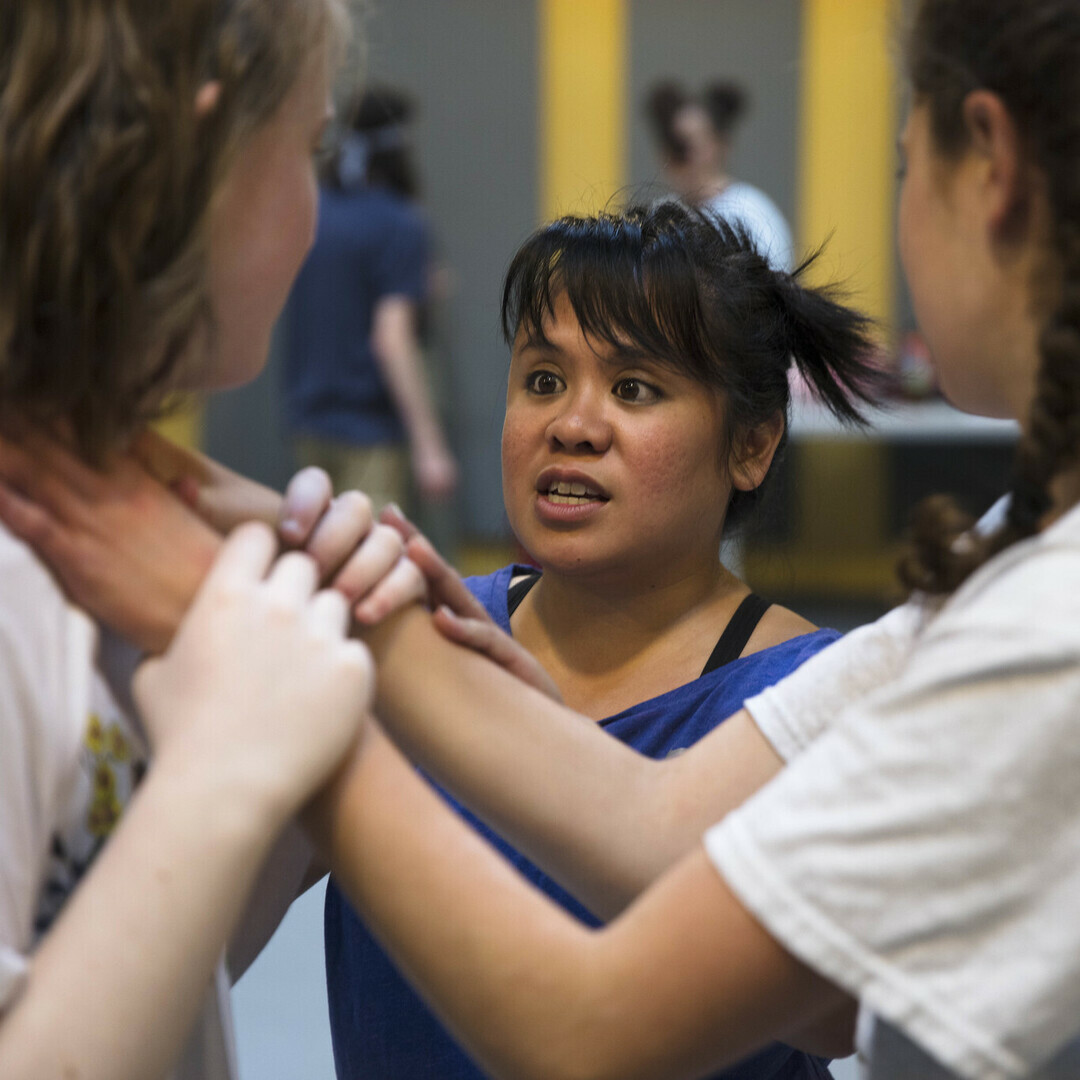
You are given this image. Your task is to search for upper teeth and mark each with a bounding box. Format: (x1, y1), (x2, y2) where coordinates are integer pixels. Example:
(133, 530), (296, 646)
(551, 480), (591, 496)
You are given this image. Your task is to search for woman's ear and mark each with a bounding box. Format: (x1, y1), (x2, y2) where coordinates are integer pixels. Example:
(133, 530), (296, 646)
(729, 411), (784, 493)
(960, 89), (1030, 236)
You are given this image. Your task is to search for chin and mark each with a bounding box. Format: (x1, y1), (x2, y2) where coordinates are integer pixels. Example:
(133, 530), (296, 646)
(203, 338), (272, 391)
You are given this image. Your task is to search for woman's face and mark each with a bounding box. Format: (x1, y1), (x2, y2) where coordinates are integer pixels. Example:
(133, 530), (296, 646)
(662, 104), (723, 202)
(898, 102), (1041, 419)
(501, 292), (736, 584)
(201, 43), (332, 390)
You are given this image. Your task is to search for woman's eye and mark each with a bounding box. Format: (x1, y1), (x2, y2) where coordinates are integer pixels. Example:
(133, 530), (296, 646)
(526, 371), (564, 395)
(613, 378), (659, 403)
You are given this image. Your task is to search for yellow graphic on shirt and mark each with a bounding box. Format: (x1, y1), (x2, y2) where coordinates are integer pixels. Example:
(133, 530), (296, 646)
(83, 713), (130, 839)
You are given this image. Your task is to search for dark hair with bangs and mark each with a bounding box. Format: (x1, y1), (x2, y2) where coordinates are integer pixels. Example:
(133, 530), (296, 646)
(501, 202), (884, 529)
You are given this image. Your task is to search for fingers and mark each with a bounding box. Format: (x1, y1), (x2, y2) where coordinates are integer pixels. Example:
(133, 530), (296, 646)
(432, 606), (511, 658)
(0, 477), (68, 559)
(280, 467), (335, 547)
(264, 550), (320, 605)
(328, 523), (402, 603)
(353, 554), (427, 624)
(307, 587), (351, 637)
(0, 431), (82, 510)
(201, 521), (279, 594)
(431, 606), (563, 701)
(304, 491), (375, 579)
(405, 533), (489, 620)
(377, 502), (420, 542)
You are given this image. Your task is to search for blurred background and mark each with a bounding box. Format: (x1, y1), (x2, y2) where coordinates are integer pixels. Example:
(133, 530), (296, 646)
(209, 2), (1017, 1076)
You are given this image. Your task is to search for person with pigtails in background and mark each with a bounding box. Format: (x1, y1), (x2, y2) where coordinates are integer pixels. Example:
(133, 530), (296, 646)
(647, 79), (795, 272)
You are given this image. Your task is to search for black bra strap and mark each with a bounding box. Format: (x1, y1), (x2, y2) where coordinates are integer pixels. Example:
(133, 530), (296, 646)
(701, 593), (772, 675)
(506, 571), (541, 617)
(508, 575), (769, 674)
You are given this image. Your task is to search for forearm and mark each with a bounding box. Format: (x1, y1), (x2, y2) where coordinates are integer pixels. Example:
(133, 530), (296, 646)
(0, 758), (286, 1080)
(306, 727), (608, 1080)
(371, 303), (450, 454)
(365, 607), (781, 918)
(306, 727), (833, 1080)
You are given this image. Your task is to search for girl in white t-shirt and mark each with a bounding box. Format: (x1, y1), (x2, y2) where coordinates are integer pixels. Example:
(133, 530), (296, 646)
(2, 0), (1079, 1078)
(0, 5), (388, 1080)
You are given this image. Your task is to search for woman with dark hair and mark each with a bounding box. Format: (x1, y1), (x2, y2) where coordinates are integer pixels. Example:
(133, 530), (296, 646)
(284, 82), (458, 515)
(314, 203), (878, 1080)
(646, 79), (794, 271)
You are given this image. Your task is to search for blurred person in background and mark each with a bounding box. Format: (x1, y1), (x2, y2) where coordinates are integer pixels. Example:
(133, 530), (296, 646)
(647, 80), (794, 272)
(284, 84), (458, 514)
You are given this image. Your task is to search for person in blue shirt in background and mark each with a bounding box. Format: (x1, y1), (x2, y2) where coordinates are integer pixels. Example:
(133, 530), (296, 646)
(284, 84), (458, 514)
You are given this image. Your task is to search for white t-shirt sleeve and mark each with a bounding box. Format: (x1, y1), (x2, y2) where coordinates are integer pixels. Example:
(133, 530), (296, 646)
(745, 600), (924, 761)
(705, 531), (1080, 1080)
(0, 545), (86, 1015)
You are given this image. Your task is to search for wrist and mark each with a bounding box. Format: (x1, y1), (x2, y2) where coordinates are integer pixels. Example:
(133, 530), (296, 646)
(149, 736), (299, 844)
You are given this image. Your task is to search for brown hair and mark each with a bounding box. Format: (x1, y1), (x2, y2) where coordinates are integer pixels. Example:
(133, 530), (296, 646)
(0, 0), (346, 462)
(900, 0), (1080, 594)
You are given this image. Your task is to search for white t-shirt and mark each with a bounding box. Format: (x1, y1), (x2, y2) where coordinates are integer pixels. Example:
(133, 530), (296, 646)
(704, 182), (794, 272)
(0, 527), (237, 1080)
(706, 499), (1080, 1079)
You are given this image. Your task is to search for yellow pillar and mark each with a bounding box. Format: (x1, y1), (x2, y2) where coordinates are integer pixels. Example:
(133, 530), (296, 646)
(799, 0), (899, 329)
(539, 0), (626, 221)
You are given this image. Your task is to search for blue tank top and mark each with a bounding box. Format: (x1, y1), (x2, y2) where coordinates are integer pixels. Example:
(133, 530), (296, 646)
(325, 566), (840, 1079)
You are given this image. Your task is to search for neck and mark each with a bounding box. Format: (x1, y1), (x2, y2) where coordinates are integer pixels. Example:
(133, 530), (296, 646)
(512, 557), (745, 719)
(683, 171), (730, 208)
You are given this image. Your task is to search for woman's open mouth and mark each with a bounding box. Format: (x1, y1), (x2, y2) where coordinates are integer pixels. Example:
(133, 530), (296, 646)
(544, 480), (608, 506)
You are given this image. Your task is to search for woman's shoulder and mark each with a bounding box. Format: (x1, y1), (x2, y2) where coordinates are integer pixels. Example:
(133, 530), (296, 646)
(745, 604), (820, 656)
(461, 563), (536, 628)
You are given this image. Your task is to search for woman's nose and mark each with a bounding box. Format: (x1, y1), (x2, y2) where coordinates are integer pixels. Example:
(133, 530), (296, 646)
(545, 386), (613, 453)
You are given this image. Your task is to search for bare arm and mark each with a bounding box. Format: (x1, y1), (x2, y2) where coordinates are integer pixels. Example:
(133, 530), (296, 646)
(370, 296), (457, 501)
(0, 526), (372, 1080)
(364, 606), (785, 920)
(305, 724), (847, 1080)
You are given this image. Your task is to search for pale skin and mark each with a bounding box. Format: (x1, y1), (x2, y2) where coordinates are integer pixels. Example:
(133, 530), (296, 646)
(0, 84), (1060, 1078)
(0, 525), (373, 1080)
(0, 34), (382, 1080)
